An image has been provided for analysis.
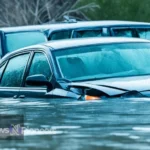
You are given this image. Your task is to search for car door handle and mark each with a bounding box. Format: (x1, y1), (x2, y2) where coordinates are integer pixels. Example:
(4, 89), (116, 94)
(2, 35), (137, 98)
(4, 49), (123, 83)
(13, 95), (18, 99)
(19, 95), (25, 98)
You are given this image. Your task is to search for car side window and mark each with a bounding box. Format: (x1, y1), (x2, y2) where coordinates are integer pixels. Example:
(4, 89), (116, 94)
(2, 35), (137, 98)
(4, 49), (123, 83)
(74, 29), (104, 38)
(28, 52), (51, 80)
(137, 28), (150, 40)
(49, 30), (72, 40)
(0, 53), (30, 87)
(112, 28), (134, 37)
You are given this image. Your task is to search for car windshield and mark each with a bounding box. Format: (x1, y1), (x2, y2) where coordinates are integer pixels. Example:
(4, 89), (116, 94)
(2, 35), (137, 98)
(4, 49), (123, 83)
(52, 42), (150, 81)
(5, 31), (47, 53)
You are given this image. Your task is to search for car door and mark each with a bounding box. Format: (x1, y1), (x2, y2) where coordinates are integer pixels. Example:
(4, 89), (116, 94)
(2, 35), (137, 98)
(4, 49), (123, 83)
(19, 51), (52, 98)
(0, 53), (30, 98)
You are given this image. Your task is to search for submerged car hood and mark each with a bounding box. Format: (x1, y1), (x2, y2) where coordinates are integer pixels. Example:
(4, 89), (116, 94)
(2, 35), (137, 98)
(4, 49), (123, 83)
(68, 75), (150, 97)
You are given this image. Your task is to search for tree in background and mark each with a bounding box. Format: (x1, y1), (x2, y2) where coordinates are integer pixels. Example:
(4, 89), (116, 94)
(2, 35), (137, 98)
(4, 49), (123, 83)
(0, 0), (99, 27)
(0, 0), (149, 27)
(76, 0), (150, 22)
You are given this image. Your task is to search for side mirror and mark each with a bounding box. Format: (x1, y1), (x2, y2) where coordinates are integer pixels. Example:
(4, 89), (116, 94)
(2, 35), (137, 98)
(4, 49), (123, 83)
(26, 74), (53, 91)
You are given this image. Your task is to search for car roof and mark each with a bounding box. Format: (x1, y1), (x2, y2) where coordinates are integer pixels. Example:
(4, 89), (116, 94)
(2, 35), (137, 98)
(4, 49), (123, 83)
(43, 20), (150, 32)
(0, 24), (53, 33)
(1, 20), (150, 33)
(43, 37), (150, 49)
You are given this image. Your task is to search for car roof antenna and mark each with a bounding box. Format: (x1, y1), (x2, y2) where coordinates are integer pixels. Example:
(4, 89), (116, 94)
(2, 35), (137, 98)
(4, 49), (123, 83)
(63, 15), (77, 23)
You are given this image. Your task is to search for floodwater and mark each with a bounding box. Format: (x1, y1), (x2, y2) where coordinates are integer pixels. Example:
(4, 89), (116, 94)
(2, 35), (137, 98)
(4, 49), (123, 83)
(0, 98), (150, 150)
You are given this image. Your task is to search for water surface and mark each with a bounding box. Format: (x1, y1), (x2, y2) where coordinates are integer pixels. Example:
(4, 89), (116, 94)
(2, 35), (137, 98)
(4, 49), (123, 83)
(0, 98), (150, 150)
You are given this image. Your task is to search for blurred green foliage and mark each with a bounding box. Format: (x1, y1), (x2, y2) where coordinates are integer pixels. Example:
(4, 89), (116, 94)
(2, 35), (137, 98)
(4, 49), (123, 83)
(75, 0), (150, 22)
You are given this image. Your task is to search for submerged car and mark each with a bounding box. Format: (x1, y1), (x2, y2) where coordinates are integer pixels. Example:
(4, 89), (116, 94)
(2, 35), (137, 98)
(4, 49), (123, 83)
(1, 20), (150, 58)
(1, 37), (150, 100)
(45, 20), (150, 41)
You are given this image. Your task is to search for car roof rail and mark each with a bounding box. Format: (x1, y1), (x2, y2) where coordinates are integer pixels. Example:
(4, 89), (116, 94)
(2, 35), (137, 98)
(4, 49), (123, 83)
(63, 15), (77, 23)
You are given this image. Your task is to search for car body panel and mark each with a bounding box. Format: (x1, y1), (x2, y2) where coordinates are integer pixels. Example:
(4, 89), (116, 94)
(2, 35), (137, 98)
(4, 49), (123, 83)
(19, 87), (47, 98)
(85, 75), (150, 92)
(67, 82), (127, 96)
(0, 87), (20, 98)
(67, 75), (150, 97)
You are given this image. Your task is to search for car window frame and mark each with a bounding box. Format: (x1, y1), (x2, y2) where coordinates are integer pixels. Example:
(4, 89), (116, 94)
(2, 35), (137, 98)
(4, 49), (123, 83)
(23, 49), (53, 87)
(0, 51), (32, 88)
(0, 61), (8, 81)
(0, 31), (6, 57)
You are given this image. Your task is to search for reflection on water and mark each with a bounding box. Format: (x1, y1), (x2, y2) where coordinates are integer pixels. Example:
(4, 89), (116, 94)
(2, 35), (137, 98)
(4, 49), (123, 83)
(0, 98), (150, 149)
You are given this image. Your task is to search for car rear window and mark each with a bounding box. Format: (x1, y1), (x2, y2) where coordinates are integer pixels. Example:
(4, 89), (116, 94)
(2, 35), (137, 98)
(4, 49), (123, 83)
(5, 31), (47, 53)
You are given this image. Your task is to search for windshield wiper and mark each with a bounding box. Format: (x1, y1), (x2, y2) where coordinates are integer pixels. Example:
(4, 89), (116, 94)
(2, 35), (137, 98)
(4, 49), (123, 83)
(98, 84), (128, 92)
(99, 85), (147, 98)
(119, 90), (146, 98)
